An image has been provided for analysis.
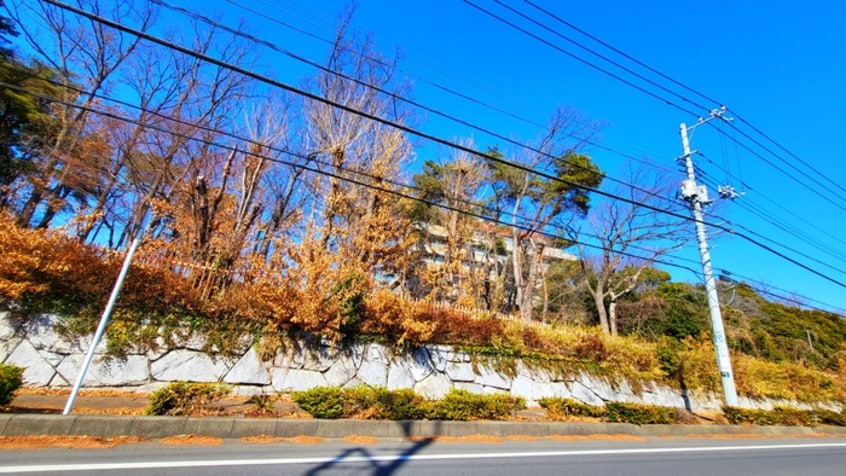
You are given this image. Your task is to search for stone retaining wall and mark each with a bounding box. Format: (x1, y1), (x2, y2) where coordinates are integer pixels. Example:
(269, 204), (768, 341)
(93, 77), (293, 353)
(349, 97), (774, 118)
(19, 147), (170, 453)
(0, 313), (819, 411)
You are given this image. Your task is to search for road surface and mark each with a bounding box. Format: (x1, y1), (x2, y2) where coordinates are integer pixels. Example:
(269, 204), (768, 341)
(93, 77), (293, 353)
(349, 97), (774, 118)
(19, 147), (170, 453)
(1, 436), (844, 475)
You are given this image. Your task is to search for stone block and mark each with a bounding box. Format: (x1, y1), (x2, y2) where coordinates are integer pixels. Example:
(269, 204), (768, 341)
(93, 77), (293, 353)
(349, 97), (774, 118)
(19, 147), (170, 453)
(414, 372), (452, 400)
(444, 361), (476, 382)
(6, 339), (56, 386)
(454, 382), (483, 394)
(151, 349), (230, 382)
(575, 372), (617, 401)
(0, 338), (21, 362)
(569, 380), (605, 407)
(386, 361), (415, 390)
(301, 346), (339, 372)
(408, 347), (434, 381)
(271, 368), (327, 392)
(324, 357), (358, 387)
(0, 312), (19, 340)
(357, 344), (389, 387)
(230, 385), (266, 397)
(23, 314), (75, 354)
(427, 346), (448, 372)
(223, 347), (270, 385)
(56, 354), (149, 387)
(475, 365), (511, 390)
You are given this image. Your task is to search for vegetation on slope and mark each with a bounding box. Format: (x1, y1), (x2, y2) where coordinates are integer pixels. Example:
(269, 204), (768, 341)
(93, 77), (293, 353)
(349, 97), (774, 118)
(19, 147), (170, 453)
(1, 216), (844, 403)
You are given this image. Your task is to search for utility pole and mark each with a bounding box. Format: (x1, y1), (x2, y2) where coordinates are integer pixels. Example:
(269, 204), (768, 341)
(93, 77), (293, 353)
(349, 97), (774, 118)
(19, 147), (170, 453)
(678, 107), (739, 407)
(63, 206), (152, 415)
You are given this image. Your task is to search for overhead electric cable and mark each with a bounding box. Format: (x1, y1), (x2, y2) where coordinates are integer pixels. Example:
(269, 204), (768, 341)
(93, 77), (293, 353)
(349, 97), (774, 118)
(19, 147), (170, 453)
(39, 0), (846, 290)
(462, 0), (701, 118)
(492, 0), (714, 112)
(23, 75), (706, 274)
(227, 0), (679, 174)
(6, 79), (710, 284)
(151, 0), (681, 208)
(710, 122), (846, 211)
(521, 0), (722, 107)
(491, 1), (846, 209)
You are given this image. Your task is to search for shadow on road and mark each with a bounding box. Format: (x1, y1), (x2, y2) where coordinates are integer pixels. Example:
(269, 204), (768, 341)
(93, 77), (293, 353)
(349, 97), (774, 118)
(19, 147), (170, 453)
(305, 420), (441, 475)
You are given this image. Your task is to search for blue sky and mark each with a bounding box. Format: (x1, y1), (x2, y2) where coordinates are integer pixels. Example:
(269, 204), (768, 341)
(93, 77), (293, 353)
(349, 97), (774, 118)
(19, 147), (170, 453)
(142, 1), (846, 312)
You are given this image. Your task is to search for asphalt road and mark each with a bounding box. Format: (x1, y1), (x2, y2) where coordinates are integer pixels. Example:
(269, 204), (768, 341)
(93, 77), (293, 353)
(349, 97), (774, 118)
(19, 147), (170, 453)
(1, 437), (845, 475)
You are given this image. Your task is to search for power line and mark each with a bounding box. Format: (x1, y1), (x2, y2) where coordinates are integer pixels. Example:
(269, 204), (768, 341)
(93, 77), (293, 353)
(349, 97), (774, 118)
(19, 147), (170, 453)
(462, 0), (701, 118)
(697, 171), (846, 267)
(20, 75), (705, 277)
(492, 0), (715, 113)
(226, 0), (681, 177)
(150, 0), (682, 209)
(520, 0), (846, 200)
(5, 79), (710, 285)
(729, 110), (846, 198)
(709, 121), (846, 213)
(521, 0), (722, 107)
(36, 0), (846, 290)
(718, 270), (845, 315)
(8, 84), (841, 316)
(485, 1), (846, 212)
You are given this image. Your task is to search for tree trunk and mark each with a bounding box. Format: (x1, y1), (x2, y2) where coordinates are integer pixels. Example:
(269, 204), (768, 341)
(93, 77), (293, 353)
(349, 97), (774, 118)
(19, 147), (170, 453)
(609, 299), (618, 336)
(593, 285), (610, 334)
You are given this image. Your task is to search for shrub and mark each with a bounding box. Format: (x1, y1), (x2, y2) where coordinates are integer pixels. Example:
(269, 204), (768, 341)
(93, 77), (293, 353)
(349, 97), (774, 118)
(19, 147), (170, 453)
(293, 386), (346, 419)
(145, 381), (229, 416)
(604, 402), (676, 425)
(816, 409), (846, 426)
(429, 389), (526, 421)
(293, 386), (431, 420)
(0, 364), (23, 406)
(723, 406), (846, 427)
(376, 387), (431, 420)
(538, 397), (605, 420)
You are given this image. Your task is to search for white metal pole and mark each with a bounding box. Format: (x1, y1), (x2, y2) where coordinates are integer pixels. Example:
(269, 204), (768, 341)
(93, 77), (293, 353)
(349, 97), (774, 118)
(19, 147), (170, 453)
(680, 122), (739, 407)
(63, 209), (151, 415)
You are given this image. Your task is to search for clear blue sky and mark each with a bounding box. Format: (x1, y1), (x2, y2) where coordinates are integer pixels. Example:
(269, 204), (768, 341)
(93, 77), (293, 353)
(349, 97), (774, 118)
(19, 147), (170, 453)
(164, 1), (846, 313)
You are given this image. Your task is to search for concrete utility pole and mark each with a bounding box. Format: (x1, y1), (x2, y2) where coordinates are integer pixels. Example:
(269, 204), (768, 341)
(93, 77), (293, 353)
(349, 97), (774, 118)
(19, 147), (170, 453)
(678, 107), (739, 407)
(63, 207), (152, 415)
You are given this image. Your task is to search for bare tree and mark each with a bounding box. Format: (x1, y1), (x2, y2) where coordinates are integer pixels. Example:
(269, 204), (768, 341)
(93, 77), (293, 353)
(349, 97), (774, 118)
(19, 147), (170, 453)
(4, 0), (154, 228)
(572, 163), (690, 335)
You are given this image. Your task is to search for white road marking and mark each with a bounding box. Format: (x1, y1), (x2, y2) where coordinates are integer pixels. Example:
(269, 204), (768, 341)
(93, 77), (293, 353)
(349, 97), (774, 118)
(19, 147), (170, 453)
(1, 442), (845, 473)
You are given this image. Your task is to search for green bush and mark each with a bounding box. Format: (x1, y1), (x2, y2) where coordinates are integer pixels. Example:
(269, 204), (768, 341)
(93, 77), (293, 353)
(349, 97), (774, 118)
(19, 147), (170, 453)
(293, 386), (526, 421)
(538, 397), (605, 420)
(604, 402), (676, 425)
(816, 409), (846, 426)
(374, 387), (431, 420)
(294, 386), (431, 420)
(145, 381), (229, 416)
(0, 364), (23, 406)
(293, 386), (346, 419)
(723, 406), (846, 427)
(428, 389), (526, 421)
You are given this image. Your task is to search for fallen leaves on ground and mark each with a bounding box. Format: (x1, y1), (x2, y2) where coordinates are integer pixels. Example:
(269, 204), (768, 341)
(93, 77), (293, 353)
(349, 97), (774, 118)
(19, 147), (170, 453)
(547, 434), (647, 442)
(0, 435), (146, 449)
(157, 434), (223, 446)
(344, 435), (379, 444)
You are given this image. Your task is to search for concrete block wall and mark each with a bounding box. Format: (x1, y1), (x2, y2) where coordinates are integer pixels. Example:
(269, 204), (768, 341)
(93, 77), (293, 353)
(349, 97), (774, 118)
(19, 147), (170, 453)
(0, 313), (822, 411)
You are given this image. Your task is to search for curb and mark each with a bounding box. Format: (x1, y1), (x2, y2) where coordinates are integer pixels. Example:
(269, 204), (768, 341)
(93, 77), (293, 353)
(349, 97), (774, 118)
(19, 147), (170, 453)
(2, 415), (846, 439)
